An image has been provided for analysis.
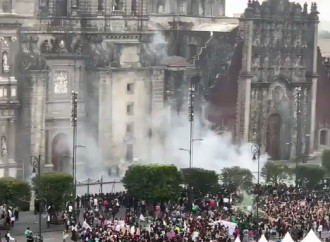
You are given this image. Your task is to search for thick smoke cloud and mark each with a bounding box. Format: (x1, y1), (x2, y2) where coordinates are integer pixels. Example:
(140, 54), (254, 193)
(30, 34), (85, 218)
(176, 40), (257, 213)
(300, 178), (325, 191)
(74, 32), (268, 187)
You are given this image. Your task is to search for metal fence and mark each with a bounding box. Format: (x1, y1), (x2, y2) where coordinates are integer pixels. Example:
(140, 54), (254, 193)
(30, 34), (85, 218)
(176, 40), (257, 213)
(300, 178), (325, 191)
(76, 178), (125, 195)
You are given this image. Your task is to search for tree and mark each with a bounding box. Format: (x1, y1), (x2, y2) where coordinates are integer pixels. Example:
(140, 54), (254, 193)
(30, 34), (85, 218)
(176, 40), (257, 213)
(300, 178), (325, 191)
(296, 164), (326, 188)
(33, 173), (74, 212)
(123, 164), (182, 202)
(261, 162), (292, 184)
(181, 168), (219, 196)
(322, 149), (330, 173)
(0, 177), (31, 211)
(220, 167), (253, 191)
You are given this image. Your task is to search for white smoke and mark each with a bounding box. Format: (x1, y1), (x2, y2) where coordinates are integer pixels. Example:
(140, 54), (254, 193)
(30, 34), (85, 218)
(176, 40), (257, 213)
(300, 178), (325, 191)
(73, 31), (267, 187)
(143, 108), (268, 178)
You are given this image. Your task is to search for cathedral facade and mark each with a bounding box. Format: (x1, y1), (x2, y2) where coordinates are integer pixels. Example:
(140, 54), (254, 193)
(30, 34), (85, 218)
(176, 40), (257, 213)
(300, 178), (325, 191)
(0, 0), (327, 178)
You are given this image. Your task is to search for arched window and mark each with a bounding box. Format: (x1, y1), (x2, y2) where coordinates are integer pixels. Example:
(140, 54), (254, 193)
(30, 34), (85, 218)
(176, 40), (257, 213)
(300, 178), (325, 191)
(320, 130), (328, 145)
(266, 113), (281, 159)
(52, 133), (70, 172)
(98, 0), (104, 12)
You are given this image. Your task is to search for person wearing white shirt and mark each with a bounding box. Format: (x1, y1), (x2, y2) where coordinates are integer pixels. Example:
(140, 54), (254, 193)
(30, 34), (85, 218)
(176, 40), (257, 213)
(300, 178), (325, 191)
(5, 230), (15, 241)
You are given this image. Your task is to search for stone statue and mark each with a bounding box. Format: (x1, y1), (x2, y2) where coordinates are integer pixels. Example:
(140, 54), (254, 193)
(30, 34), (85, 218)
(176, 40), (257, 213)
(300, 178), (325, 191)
(1, 136), (7, 157)
(303, 2), (308, 14)
(2, 52), (9, 73)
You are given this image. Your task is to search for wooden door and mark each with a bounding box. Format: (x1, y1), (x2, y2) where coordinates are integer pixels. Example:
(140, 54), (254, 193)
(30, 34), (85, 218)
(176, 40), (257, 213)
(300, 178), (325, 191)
(266, 114), (281, 160)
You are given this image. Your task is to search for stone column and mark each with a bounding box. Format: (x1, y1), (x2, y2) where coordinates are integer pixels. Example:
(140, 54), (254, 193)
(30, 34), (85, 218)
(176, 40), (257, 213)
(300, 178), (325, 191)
(186, 0), (192, 15)
(236, 19), (253, 143)
(220, 0), (225, 16)
(150, 69), (165, 163)
(11, 0), (15, 13)
(309, 20), (319, 154)
(126, 0), (132, 15)
(98, 71), (113, 163)
(8, 119), (15, 161)
(21, 71), (48, 165)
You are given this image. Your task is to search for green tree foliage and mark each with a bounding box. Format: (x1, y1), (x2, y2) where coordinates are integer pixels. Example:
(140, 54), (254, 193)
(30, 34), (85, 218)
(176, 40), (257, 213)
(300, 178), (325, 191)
(122, 164), (182, 202)
(261, 162), (292, 184)
(322, 149), (330, 173)
(296, 164), (326, 188)
(0, 177), (31, 211)
(33, 173), (74, 211)
(181, 168), (219, 196)
(220, 167), (253, 191)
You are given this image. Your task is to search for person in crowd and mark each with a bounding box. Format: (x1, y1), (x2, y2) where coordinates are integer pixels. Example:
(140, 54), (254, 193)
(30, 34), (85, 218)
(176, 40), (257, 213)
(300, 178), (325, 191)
(4, 230), (15, 241)
(24, 227), (33, 242)
(62, 229), (69, 242)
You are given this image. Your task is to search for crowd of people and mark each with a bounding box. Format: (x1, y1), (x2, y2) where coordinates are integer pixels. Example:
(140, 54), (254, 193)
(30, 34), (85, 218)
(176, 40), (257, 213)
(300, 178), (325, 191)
(54, 184), (330, 242)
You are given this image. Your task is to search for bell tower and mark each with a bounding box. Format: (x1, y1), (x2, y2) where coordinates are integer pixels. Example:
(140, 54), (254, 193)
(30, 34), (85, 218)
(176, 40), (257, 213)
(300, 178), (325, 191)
(236, 0), (319, 160)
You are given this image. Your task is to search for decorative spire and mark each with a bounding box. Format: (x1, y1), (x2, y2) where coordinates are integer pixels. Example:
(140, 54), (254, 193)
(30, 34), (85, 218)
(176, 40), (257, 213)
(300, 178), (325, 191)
(303, 2), (308, 14)
(311, 2), (317, 13)
(310, 2), (319, 19)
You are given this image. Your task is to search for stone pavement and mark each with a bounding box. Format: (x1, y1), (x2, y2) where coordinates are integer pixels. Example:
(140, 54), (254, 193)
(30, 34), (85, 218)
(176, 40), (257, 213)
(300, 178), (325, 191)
(0, 211), (64, 238)
(11, 231), (62, 242)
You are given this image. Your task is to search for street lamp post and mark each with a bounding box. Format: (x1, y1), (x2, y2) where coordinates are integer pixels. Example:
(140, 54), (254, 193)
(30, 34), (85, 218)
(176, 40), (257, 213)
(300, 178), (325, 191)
(251, 144), (260, 239)
(30, 155), (43, 242)
(63, 145), (85, 218)
(179, 139), (203, 168)
(71, 91), (78, 218)
(188, 82), (195, 169)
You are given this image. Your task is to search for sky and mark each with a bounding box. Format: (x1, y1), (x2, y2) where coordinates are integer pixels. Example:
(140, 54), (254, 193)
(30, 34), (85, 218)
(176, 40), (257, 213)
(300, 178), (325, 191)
(226, 0), (330, 31)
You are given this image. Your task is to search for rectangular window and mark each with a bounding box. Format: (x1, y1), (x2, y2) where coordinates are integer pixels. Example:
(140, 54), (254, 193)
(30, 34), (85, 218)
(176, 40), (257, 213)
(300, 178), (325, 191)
(127, 103), (134, 115)
(126, 144), (133, 162)
(179, 2), (185, 14)
(127, 83), (134, 94)
(11, 87), (16, 97)
(188, 44), (197, 59)
(126, 122), (134, 135)
(98, 0), (104, 11)
(0, 88), (3, 97)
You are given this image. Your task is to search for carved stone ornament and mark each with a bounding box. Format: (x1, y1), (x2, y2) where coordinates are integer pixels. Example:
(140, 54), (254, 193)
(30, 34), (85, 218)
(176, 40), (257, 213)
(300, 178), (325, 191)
(74, 39), (83, 55)
(41, 40), (51, 54)
(19, 35), (47, 71)
(54, 71), (68, 94)
(50, 38), (68, 54)
(87, 36), (109, 68)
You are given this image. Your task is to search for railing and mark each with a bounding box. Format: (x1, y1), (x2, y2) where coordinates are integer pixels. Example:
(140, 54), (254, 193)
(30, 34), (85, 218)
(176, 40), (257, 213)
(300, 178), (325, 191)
(34, 15), (148, 32)
(111, 10), (125, 16)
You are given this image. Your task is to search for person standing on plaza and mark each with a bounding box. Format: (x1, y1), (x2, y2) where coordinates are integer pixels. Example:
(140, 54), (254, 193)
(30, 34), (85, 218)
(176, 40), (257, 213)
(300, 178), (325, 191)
(4, 230), (15, 241)
(24, 227), (33, 242)
(68, 203), (73, 217)
(318, 223), (323, 238)
(13, 208), (19, 222)
(62, 230), (69, 242)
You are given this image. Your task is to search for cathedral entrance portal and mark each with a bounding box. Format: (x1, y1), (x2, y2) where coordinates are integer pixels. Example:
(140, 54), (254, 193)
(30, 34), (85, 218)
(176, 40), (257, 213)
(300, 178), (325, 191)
(266, 114), (281, 160)
(51, 133), (70, 172)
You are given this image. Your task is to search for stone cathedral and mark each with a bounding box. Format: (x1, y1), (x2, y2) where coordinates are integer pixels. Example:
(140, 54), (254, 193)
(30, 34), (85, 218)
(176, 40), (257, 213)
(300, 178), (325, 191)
(0, 0), (328, 178)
